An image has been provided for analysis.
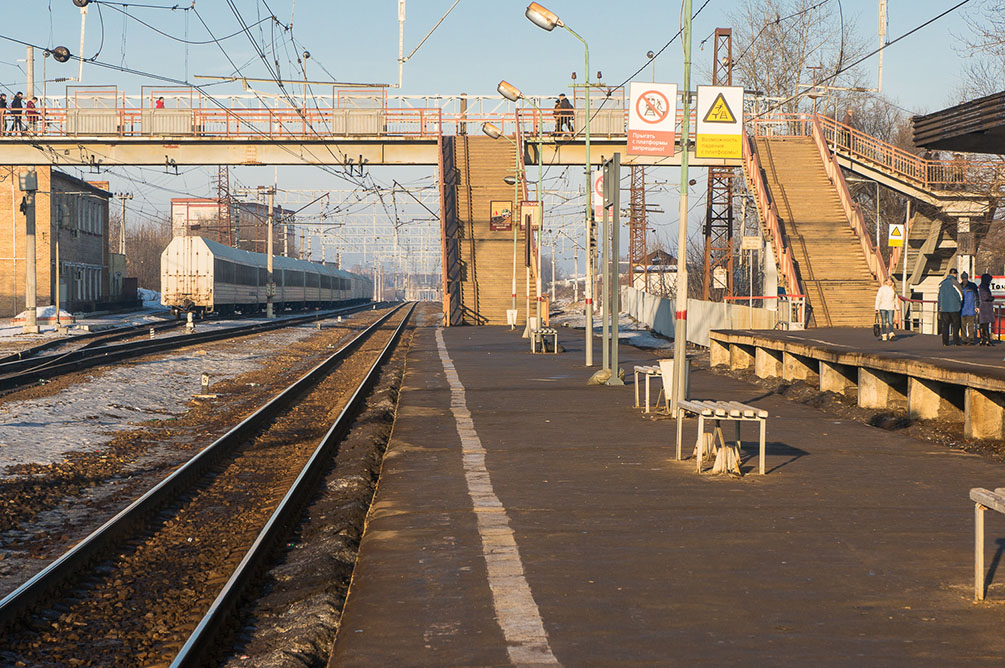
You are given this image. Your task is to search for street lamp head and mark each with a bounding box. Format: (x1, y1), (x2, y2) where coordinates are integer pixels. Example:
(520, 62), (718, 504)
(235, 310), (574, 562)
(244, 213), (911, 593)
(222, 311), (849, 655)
(525, 3), (563, 31)
(497, 80), (523, 102)
(503, 175), (517, 185)
(482, 122), (503, 139)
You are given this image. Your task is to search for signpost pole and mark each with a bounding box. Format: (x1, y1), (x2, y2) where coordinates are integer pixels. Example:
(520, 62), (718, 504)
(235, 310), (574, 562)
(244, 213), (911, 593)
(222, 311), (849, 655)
(671, 0), (693, 415)
(607, 152), (623, 385)
(601, 162), (610, 372)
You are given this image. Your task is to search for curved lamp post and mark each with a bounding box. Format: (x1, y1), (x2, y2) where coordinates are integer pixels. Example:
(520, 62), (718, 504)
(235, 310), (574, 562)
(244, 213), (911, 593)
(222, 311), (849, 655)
(497, 80), (546, 331)
(482, 121), (521, 329)
(525, 2), (594, 365)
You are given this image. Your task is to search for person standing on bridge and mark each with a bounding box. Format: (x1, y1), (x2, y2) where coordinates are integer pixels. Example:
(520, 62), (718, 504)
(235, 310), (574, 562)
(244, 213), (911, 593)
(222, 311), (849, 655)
(875, 278), (898, 341)
(0, 94), (7, 137)
(155, 96), (165, 109)
(9, 92), (23, 135)
(557, 93), (574, 135)
(938, 268), (963, 346)
(961, 272), (979, 344)
(979, 273), (995, 347)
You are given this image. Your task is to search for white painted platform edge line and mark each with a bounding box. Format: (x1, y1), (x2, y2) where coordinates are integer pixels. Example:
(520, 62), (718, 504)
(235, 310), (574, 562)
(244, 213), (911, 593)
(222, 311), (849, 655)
(435, 328), (560, 667)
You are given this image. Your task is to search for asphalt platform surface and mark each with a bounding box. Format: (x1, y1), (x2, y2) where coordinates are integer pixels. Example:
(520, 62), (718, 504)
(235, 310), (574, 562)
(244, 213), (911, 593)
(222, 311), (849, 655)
(329, 324), (1005, 667)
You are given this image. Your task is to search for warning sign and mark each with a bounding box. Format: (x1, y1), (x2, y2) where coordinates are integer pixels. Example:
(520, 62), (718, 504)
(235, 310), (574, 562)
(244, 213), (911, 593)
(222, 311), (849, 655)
(628, 82), (678, 157)
(696, 85), (744, 159)
(702, 92), (737, 124)
(888, 223), (905, 248)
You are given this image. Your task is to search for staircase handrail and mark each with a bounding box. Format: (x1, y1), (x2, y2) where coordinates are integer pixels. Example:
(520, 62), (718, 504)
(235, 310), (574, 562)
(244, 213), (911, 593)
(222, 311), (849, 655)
(810, 115), (890, 284)
(742, 131), (801, 297)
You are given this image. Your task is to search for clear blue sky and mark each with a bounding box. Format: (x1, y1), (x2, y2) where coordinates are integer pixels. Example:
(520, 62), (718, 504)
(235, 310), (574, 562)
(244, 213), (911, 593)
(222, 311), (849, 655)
(0, 0), (983, 266)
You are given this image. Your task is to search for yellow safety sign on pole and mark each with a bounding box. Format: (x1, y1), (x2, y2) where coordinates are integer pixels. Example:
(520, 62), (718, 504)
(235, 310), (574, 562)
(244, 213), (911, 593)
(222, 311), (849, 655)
(888, 223), (905, 247)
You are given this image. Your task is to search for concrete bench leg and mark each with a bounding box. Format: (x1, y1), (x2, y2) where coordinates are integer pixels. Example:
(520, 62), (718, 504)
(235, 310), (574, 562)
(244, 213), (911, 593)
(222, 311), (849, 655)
(976, 503), (986, 601)
(695, 415), (705, 473)
(759, 418), (766, 475)
(675, 409), (683, 461)
(634, 370), (641, 408)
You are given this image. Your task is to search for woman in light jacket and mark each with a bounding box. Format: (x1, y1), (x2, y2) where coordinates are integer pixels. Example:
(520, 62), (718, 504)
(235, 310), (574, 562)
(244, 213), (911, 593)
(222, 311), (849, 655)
(875, 278), (898, 341)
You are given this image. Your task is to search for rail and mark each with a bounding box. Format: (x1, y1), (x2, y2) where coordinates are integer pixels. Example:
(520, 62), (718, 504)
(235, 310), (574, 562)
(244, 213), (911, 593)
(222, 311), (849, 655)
(0, 304), (413, 662)
(742, 131), (802, 297)
(747, 112), (1000, 191)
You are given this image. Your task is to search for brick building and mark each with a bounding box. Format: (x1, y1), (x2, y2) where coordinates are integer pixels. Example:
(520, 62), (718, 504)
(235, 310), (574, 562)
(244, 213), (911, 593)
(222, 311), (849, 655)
(0, 167), (115, 318)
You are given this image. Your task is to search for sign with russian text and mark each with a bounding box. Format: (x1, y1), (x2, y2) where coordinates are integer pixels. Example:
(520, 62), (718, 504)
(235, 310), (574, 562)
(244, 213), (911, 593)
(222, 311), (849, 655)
(696, 85), (743, 159)
(628, 82), (678, 157)
(520, 200), (541, 231)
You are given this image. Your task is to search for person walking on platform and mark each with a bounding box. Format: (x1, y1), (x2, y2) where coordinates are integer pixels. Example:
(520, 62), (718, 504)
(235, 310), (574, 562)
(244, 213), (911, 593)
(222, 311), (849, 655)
(979, 273), (996, 346)
(938, 268), (963, 346)
(961, 271), (979, 344)
(875, 278), (897, 341)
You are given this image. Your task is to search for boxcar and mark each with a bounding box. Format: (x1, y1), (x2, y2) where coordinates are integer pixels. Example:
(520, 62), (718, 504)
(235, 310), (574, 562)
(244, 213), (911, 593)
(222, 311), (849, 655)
(161, 236), (372, 315)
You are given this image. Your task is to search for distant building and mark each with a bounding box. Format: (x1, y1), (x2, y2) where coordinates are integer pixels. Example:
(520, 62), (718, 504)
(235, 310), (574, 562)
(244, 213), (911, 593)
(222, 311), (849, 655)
(633, 249), (678, 296)
(0, 167), (130, 318)
(170, 198), (298, 257)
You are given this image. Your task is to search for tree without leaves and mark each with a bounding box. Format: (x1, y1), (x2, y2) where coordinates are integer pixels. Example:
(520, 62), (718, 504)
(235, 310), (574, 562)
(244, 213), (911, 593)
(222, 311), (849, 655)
(955, 0), (1005, 99)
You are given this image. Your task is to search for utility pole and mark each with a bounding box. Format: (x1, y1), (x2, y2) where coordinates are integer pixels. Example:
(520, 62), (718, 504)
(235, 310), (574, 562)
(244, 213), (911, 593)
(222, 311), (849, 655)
(115, 192), (132, 255)
(77, 3), (88, 83)
(671, 0), (694, 414)
(26, 46), (34, 99)
(878, 0), (887, 93)
(20, 170), (39, 334)
(266, 186), (275, 318)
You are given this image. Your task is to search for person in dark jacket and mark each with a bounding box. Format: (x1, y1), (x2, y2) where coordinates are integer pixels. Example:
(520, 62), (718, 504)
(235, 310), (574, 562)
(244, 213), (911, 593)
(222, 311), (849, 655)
(0, 93), (7, 136)
(978, 273), (996, 346)
(9, 92), (23, 135)
(938, 268), (963, 346)
(960, 271), (979, 344)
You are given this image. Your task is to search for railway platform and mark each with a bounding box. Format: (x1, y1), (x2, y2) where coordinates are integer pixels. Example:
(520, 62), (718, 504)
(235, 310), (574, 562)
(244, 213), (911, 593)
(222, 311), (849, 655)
(330, 323), (1005, 666)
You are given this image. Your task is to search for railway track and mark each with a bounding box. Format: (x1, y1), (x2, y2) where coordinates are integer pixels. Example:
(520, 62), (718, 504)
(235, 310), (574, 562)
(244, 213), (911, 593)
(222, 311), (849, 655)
(0, 302), (414, 667)
(0, 301), (378, 396)
(0, 317), (182, 365)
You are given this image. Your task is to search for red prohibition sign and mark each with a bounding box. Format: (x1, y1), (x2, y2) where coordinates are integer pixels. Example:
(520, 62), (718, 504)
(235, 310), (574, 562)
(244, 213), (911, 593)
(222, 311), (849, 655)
(594, 172), (604, 197)
(636, 90), (670, 124)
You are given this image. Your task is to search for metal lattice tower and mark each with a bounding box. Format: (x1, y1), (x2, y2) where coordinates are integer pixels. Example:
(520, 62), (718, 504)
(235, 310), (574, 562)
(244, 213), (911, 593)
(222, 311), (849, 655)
(702, 28), (736, 300)
(215, 165), (233, 246)
(629, 165), (647, 290)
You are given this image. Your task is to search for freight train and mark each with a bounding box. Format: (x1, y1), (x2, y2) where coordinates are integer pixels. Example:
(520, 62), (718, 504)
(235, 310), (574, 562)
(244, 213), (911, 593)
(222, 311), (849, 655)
(160, 236), (372, 316)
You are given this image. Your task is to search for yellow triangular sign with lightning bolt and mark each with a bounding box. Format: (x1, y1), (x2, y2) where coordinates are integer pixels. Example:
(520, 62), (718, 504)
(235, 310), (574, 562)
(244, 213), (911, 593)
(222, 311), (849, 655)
(703, 92), (736, 123)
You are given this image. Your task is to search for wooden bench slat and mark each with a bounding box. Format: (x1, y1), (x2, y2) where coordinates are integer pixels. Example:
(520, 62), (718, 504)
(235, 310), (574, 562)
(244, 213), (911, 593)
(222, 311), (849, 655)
(971, 488), (1005, 515)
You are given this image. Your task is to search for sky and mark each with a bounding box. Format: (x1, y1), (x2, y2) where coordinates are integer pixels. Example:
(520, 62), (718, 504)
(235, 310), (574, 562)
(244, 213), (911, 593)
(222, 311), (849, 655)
(0, 0), (986, 273)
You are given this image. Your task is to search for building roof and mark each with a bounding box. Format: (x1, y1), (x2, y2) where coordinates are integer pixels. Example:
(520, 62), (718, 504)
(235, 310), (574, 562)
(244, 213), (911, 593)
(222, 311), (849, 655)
(196, 236), (367, 282)
(912, 90), (1005, 154)
(53, 170), (112, 198)
(644, 249), (677, 266)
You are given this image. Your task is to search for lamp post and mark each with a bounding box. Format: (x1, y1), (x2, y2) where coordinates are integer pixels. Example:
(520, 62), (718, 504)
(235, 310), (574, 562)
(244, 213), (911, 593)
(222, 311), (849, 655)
(498, 80), (546, 331)
(670, 0), (694, 414)
(526, 2), (594, 366)
(483, 121), (522, 329)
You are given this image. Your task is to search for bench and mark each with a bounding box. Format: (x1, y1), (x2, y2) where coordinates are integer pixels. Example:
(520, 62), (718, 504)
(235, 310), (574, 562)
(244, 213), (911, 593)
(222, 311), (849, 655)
(530, 328), (559, 354)
(971, 487), (1005, 600)
(675, 399), (768, 475)
(633, 365), (663, 413)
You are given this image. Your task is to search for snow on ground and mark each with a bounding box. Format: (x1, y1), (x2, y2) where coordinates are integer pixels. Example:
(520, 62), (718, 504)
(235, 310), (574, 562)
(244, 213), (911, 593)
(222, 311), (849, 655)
(550, 300), (671, 349)
(138, 288), (168, 311)
(0, 325), (317, 478)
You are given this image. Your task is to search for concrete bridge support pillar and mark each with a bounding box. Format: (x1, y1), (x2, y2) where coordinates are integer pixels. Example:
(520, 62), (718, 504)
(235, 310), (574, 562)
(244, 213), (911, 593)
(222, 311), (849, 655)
(729, 344), (754, 370)
(965, 388), (1005, 440)
(755, 347), (782, 379)
(783, 352), (818, 383)
(858, 368), (907, 409)
(908, 377), (964, 422)
(709, 338), (729, 367)
(819, 361), (855, 396)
